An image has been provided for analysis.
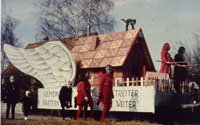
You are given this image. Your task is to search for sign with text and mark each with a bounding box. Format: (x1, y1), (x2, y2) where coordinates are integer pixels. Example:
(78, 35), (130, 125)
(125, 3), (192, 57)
(111, 86), (155, 113)
(38, 86), (155, 113)
(38, 88), (61, 109)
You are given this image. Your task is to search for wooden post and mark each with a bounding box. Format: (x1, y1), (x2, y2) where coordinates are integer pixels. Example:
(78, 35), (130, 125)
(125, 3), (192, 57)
(184, 79), (187, 93)
(180, 81), (182, 94)
(157, 79), (159, 90)
(187, 81), (189, 93)
(132, 77), (134, 86)
(150, 77), (153, 86)
(154, 77), (157, 90)
(168, 79), (171, 92)
(146, 77), (149, 86)
(163, 79), (166, 92)
(171, 80), (174, 92)
(165, 79), (169, 92)
(159, 78), (162, 91)
(127, 78), (130, 86)
(192, 83), (195, 95)
(142, 65), (146, 78)
(122, 78), (125, 86)
(182, 81), (185, 94)
(115, 79), (118, 86)
(141, 77), (143, 86)
(189, 82), (191, 94)
(162, 79), (165, 92)
(155, 78), (158, 90)
(136, 77), (138, 86)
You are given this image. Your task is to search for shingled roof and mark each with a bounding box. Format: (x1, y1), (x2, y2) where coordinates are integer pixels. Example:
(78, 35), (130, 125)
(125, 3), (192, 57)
(71, 28), (155, 70)
(2, 29), (155, 76)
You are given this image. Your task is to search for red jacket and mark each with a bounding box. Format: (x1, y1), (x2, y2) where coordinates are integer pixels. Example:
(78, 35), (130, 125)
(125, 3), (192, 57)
(98, 73), (113, 93)
(77, 81), (92, 105)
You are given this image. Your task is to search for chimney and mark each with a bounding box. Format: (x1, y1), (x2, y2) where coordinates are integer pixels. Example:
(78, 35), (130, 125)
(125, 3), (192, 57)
(89, 36), (100, 51)
(43, 36), (49, 42)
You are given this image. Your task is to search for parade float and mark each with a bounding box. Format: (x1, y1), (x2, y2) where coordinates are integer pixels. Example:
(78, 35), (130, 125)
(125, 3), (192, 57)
(3, 29), (198, 114)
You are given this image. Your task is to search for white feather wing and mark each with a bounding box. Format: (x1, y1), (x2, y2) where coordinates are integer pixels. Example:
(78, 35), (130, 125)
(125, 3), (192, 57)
(4, 41), (76, 88)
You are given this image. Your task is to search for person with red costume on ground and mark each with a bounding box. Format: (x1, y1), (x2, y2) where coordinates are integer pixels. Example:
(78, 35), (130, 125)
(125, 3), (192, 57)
(76, 72), (95, 121)
(97, 65), (114, 123)
(160, 43), (178, 77)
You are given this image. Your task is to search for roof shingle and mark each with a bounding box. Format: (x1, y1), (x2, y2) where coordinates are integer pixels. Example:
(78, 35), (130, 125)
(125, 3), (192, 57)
(71, 29), (140, 68)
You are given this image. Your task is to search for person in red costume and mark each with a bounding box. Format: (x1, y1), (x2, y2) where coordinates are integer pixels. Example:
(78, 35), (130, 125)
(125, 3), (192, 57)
(98, 65), (114, 123)
(160, 43), (178, 77)
(76, 72), (95, 121)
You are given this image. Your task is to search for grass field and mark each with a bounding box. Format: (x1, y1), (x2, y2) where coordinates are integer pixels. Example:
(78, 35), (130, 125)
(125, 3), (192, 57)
(1, 103), (200, 125)
(1, 118), (155, 125)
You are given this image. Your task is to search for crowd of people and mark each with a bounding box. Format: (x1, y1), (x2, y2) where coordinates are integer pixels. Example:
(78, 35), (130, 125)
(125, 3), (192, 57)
(3, 76), (36, 120)
(59, 64), (114, 123)
(4, 65), (114, 123)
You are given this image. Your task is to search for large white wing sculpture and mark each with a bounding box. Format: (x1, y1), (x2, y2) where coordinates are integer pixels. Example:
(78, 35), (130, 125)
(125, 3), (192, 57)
(4, 41), (76, 88)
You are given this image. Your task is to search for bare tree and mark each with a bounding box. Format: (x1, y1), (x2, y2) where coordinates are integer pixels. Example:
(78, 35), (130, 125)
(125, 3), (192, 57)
(191, 33), (200, 74)
(35, 0), (115, 41)
(87, 0), (92, 36)
(172, 33), (200, 84)
(83, 0), (115, 35)
(1, 0), (20, 71)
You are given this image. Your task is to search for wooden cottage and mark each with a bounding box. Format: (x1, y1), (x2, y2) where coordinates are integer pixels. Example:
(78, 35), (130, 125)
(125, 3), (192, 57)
(70, 28), (155, 86)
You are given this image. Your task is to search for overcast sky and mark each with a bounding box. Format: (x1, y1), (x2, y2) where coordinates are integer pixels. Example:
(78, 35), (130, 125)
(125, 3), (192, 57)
(3, 0), (200, 71)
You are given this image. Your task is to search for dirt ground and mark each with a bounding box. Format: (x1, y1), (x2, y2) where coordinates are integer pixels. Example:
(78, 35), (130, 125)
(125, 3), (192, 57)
(1, 102), (200, 124)
(1, 102), (155, 124)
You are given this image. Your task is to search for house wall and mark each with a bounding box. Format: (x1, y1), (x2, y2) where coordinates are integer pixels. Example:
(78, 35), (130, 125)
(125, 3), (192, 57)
(75, 37), (155, 86)
(77, 68), (124, 86)
(123, 38), (147, 79)
(76, 39), (149, 86)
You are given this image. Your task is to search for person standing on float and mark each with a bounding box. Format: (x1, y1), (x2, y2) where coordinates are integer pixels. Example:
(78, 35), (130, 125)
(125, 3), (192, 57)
(76, 72), (95, 121)
(98, 65), (114, 123)
(160, 43), (178, 77)
(174, 46), (190, 93)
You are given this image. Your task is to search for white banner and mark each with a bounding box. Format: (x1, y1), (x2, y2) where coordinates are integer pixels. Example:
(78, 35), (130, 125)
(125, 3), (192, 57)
(111, 86), (155, 113)
(38, 88), (62, 109)
(38, 86), (155, 113)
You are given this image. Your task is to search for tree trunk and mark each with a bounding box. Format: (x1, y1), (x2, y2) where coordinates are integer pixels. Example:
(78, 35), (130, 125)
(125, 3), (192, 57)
(59, 0), (64, 42)
(87, 0), (92, 37)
